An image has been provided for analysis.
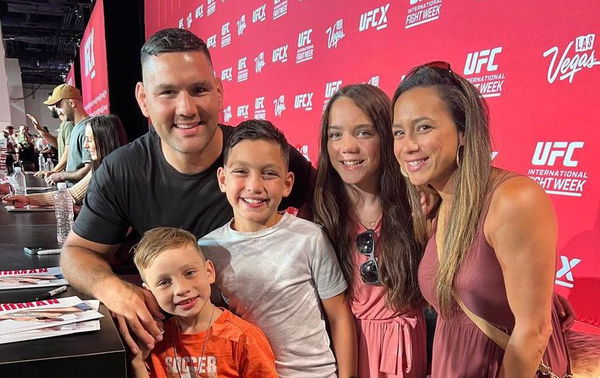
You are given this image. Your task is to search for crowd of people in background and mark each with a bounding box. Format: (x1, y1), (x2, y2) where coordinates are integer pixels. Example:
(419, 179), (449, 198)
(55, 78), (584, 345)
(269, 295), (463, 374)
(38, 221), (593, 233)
(2, 27), (598, 377)
(1, 123), (49, 173)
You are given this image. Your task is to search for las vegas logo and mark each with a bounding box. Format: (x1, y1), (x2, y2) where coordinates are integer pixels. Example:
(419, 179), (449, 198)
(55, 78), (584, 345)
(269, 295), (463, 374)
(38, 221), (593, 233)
(543, 33), (600, 84)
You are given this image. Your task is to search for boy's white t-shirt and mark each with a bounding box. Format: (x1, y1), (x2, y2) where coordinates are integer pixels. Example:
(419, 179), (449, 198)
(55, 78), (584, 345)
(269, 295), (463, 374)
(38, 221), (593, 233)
(199, 212), (347, 378)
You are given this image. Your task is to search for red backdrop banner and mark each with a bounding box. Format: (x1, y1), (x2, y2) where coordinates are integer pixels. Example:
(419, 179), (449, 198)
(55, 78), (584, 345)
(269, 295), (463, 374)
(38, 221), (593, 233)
(144, 0), (600, 331)
(65, 63), (75, 87)
(80, 0), (109, 116)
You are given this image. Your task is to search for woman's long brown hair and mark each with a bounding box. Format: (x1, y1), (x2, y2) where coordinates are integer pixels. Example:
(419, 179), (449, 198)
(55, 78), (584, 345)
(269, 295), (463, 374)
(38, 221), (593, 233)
(392, 66), (492, 315)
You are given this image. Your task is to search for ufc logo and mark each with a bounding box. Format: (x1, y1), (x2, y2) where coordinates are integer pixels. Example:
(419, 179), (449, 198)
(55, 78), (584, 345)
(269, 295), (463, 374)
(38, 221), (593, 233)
(253, 4), (266, 22)
(84, 29), (95, 77)
(221, 23), (230, 36)
(255, 96), (265, 109)
(238, 57), (247, 70)
(207, 0), (215, 15)
(298, 29), (312, 47)
(195, 5), (203, 18)
(272, 45), (288, 62)
(207, 35), (217, 48)
(532, 142), (584, 167)
(359, 3), (390, 32)
(325, 80), (342, 98)
(464, 47), (503, 75)
(555, 256), (581, 288)
(220, 68), (233, 81)
(237, 105), (249, 118)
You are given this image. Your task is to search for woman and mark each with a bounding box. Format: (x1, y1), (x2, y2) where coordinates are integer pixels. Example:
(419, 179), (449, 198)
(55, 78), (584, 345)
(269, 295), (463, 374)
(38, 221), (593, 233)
(4, 114), (127, 207)
(392, 62), (569, 377)
(313, 84), (427, 377)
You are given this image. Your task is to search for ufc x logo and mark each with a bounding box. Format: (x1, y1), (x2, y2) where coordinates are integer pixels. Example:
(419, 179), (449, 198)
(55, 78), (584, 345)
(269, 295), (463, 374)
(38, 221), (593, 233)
(359, 3), (390, 32)
(555, 256), (581, 288)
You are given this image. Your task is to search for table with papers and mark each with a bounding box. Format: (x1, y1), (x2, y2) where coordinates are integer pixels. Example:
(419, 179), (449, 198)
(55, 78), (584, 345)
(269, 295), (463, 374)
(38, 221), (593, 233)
(0, 174), (127, 378)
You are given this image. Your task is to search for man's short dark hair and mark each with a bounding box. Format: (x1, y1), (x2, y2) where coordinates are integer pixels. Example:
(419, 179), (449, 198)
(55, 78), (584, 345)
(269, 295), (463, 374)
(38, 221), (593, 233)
(140, 28), (213, 66)
(223, 120), (290, 167)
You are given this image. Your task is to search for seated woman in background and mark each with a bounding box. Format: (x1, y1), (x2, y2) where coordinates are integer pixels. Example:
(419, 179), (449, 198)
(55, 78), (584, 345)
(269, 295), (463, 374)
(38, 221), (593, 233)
(313, 84), (427, 377)
(3, 114), (127, 207)
(392, 62), (570, 377)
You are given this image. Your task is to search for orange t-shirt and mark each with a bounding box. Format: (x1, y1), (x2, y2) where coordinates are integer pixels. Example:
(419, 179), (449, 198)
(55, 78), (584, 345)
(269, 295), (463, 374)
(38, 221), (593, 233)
(147, 309), (278, 378)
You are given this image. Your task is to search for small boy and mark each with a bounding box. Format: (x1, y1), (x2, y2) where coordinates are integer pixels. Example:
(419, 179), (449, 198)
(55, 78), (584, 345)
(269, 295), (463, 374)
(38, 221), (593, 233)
(131, 227), (278, 378)
(199, 120), (357, 377)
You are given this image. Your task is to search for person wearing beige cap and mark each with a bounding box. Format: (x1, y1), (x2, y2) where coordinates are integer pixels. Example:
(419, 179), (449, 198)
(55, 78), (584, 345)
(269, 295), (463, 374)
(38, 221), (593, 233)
(42, 84), (91, 186)
(28, 94), (74, 177)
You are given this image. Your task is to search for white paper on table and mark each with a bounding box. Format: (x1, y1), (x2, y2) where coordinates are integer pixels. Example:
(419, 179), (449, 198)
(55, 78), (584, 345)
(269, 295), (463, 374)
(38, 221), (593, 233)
(5, 205), (54, 212)
(0, 300), (101, 344)
(0, 296), (103, 336)
(0, 267), (68, 290)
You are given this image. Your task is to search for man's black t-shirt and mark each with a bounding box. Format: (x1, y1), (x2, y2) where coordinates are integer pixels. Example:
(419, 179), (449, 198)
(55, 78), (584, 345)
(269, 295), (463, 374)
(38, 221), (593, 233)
(73, 125), (314, 244)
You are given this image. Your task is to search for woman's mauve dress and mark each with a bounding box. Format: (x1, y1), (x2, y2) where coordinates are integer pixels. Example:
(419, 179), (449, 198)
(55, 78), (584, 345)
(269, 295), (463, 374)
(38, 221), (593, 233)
(418, 174), (569, 377)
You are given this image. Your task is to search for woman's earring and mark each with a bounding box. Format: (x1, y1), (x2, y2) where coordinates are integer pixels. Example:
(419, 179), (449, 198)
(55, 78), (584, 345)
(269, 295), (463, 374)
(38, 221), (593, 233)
(456, 145), (464, 168)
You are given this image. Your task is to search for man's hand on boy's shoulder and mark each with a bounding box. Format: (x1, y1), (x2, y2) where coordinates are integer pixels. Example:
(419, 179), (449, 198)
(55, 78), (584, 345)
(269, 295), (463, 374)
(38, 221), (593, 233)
(104, 278), (165, 355)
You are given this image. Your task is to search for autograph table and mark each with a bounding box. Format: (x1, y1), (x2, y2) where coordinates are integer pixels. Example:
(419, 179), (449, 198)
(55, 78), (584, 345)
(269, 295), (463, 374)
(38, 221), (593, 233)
(0, 177), (127, 377)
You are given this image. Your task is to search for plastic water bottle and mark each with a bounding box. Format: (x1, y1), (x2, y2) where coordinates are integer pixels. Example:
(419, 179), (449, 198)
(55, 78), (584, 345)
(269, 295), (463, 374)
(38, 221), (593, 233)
(53, 182), (73, 246)
(0, 137), (8, 182)
(0, 138), (7, 180)
(46, 158), (54, 172)
(12, 167), (26, 195)
(38, 152), (45, 171)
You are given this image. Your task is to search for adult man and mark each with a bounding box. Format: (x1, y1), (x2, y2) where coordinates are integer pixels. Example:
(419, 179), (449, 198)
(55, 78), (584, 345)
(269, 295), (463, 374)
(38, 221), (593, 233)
(27, 98), (74, 176)
(43, 84), (91, 186)
(61, 28), (314, 354)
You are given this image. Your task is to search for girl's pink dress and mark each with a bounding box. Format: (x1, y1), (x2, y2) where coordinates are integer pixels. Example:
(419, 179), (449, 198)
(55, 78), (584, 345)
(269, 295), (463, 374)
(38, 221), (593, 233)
(351, 221), (427, 378)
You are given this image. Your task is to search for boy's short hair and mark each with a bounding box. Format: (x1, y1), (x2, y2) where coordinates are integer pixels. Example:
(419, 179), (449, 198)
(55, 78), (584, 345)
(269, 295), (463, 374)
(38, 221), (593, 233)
(133, 227), (206, 276)
(223, 119), (290, 168)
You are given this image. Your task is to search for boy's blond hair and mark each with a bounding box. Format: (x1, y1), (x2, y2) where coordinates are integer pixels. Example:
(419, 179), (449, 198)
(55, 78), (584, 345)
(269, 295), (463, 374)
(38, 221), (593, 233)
(133, 227), (206, 278)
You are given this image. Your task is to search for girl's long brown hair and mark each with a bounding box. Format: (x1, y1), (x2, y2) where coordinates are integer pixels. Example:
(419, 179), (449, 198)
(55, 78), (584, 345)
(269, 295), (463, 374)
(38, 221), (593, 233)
(312, 84), (423, 312)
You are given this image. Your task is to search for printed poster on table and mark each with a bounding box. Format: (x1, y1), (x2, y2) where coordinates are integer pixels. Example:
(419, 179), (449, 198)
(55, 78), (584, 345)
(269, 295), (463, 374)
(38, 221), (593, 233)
(0, 296), (102, 336)
(0, 300), (101, 344)
(0, 267), (68, 290)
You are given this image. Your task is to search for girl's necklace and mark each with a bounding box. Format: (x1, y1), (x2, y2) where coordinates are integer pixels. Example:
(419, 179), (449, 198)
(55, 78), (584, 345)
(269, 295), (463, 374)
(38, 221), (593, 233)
(358, 213), (382, 230)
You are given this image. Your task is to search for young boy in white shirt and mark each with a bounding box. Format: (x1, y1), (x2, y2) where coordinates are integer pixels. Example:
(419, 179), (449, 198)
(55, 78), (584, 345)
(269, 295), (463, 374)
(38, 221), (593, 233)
(199, 119), (357, 377)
